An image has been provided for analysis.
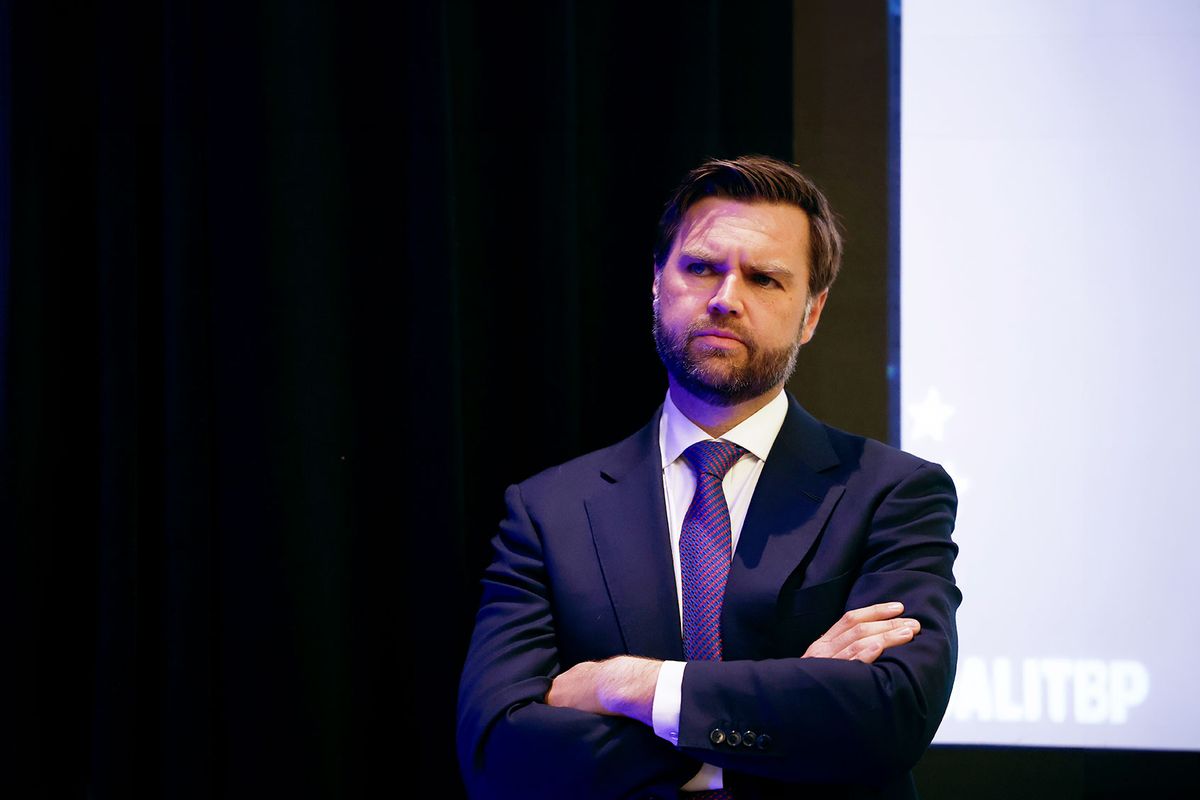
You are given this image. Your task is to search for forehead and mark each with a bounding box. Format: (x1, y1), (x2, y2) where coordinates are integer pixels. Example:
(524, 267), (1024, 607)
(675, 197), (811, 267)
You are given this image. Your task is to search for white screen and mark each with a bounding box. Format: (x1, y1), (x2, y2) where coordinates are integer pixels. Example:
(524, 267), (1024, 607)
(902, 0), (1200, 749)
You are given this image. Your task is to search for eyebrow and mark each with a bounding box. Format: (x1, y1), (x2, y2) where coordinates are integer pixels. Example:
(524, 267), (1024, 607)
(749, 263), (795, 277)
(679, 248), (796, 279)
(678, 246), (722, 264)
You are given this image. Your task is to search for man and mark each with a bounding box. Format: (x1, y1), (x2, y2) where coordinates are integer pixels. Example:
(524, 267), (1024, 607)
(457, 155), (960, 799)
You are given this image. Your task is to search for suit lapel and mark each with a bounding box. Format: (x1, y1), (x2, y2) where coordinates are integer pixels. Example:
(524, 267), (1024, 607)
(584, 410), (686, 661)
(723, 396), (845, 658)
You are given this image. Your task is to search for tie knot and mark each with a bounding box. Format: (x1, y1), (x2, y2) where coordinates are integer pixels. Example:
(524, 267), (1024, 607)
(683, 440), (747, 480)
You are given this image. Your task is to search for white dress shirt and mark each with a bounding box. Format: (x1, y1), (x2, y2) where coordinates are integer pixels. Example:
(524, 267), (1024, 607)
(650, 388), (790, 791)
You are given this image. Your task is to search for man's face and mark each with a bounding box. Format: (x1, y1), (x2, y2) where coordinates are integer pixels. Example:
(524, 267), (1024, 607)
(652, 197), (828, 407)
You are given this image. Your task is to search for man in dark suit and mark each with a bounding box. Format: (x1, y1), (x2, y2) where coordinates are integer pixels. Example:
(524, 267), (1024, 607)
(457, 156), (960, 798)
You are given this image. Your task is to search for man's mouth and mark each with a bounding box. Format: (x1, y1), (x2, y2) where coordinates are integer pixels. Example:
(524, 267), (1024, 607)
(691, 328), (745, 346)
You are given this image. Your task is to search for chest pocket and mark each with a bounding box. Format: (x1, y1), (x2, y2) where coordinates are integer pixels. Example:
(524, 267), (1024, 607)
(772, 570), (855, 656)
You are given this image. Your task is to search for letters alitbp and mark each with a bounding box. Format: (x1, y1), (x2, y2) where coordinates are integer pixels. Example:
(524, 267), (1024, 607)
(950, 657), (1150, 725)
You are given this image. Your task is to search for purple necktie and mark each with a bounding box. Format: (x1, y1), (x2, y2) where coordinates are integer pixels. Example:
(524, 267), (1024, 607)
(680, 441), (745, 800)
(680, 440), (746, 663)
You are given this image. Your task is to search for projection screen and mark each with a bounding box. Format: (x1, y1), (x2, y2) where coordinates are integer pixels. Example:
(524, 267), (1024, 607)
(901, 0), (1200, 749)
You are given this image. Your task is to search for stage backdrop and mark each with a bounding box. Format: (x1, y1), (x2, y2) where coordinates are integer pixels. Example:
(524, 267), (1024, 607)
(0, 1), (797, 797)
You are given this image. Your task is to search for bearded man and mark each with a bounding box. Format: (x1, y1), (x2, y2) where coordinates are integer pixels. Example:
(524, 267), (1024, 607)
(457, 155), (960, 799)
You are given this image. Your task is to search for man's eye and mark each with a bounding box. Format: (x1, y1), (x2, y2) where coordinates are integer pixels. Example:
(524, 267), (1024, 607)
(751, 273), (778, 287)
(686, 262), (711, 275)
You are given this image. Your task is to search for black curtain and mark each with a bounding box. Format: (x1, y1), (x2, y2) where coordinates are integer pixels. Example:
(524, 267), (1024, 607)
(2, 1), (794, 796)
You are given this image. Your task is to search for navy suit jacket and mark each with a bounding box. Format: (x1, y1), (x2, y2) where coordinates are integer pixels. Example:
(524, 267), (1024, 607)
(457, 395), (960, 799)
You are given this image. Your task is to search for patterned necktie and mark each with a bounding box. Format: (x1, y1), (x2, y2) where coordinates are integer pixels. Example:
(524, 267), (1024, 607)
(680, 439), (746, 662)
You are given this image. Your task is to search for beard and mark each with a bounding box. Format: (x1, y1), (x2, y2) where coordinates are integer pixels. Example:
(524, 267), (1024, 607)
(652, 297), (807, 407)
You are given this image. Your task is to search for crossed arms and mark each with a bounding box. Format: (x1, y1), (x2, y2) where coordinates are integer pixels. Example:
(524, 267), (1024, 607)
(545, 600), (925, 724)
(456, 462), (959, 798)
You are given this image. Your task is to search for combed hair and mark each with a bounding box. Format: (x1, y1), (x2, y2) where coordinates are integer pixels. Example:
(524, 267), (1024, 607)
(652, 155), (843, 295)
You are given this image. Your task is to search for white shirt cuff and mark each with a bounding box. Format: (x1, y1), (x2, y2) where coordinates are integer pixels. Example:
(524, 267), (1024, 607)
(651, 660), (685, 745)
(651, 661), (724, 791)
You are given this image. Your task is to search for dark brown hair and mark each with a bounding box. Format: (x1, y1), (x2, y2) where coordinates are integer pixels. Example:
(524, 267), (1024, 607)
(652, 155), (843, 295)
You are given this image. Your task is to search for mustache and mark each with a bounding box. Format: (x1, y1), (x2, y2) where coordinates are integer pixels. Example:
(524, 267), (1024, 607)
(684, 319), (751, 341)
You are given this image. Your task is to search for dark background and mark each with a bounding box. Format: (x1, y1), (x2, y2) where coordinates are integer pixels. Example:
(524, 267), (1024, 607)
(2, 0), (1195, 797)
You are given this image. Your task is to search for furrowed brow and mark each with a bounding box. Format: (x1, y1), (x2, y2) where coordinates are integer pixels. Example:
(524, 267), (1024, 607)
(748, 262), (795, 279)
(678, 246), (723, 263)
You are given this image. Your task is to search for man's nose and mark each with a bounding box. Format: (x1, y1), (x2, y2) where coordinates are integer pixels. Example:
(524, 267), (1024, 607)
(708, 272), (745, 317)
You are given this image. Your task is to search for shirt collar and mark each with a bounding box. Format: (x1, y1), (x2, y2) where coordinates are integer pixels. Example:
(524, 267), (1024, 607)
(659, 388), (790, 469)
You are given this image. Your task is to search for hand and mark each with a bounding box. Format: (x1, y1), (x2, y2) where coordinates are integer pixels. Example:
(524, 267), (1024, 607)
(802, 601), (920, 664)
(545, 656), (662, 726)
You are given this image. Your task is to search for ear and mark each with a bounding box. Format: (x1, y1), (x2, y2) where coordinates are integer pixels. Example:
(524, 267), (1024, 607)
(652, 265), (661, 299)
(799, 288), (830, 345)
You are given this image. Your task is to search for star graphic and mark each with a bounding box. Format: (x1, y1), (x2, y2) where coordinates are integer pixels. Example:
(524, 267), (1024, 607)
(908, 387), (955, 442)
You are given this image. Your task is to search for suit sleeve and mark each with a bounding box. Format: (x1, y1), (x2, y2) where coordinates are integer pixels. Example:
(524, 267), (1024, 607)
(457, 483), (700, 799)
(676, 462), (960, 788)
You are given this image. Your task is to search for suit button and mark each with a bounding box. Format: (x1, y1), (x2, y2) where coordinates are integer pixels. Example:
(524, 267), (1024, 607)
(726, 731), (742, 747)
(756, 734), (773, 751)
(742, 730), (756, 747)
(709, 728), (726, 745)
